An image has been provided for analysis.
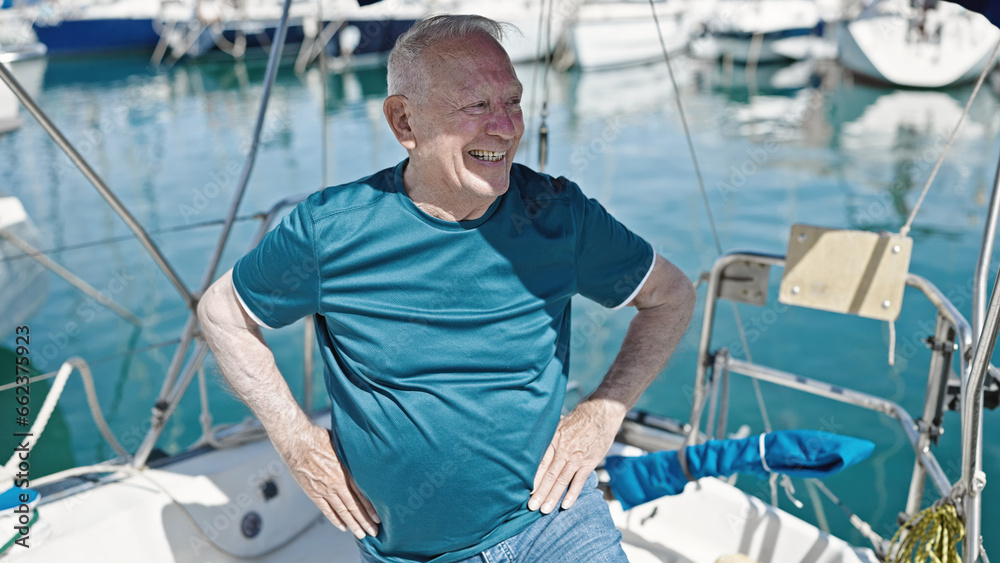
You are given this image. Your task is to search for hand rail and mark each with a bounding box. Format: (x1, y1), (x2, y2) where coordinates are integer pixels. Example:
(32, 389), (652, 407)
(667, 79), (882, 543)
(686, 251), (989, 561)
(961, 265), (1000, 562)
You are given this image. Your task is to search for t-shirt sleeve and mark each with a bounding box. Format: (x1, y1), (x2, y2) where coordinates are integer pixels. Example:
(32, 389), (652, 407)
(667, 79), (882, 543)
(575, 196), (655, 309)
(231, 202), (320, 329)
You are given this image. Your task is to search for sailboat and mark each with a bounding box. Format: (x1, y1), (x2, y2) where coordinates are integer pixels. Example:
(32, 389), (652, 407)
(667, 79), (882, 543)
(693, 0), (827, 64)
(1, 1), (998, 561)
(837, 0), (1000, 88)
(569, 0), (691, 70)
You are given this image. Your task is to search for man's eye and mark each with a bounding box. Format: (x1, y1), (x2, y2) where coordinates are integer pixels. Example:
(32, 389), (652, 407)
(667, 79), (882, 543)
(466, 102), (487, 113)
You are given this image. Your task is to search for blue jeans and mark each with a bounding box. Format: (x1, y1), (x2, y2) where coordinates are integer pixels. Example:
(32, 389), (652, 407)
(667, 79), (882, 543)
(358, 471), (628, 563)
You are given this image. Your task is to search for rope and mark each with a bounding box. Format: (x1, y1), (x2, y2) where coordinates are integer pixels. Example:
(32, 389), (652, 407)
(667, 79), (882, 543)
(650, 0), (828, 520)
(898, 37), (1000, 238)
(0, 358), (128, 490)
(650, 0), (773, 454)
(194, 364), (222, 449)
(887, 502), (964, 563)
(649, 0), (779, 488)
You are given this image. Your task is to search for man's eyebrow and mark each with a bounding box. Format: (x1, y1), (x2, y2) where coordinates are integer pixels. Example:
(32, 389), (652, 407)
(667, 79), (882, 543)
(456, 80), (523, 100)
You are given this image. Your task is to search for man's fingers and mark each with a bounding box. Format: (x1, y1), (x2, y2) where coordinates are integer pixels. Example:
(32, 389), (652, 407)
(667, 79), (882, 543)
(560, 469), (591, 510)
(328, 489), (376, 539)
(314, 495), (349, 533)
(538, 465), (575, 514)
(348, 473), (381, 524)
(532, 443), (555, 492)
(529, 455), (566, 511)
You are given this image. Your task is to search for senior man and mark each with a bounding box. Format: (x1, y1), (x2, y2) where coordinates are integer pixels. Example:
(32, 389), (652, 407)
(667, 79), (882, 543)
(198, 14), (695, 563)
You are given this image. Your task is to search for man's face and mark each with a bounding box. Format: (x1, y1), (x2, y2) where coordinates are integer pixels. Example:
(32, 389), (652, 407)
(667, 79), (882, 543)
(407, 33), (524, 201)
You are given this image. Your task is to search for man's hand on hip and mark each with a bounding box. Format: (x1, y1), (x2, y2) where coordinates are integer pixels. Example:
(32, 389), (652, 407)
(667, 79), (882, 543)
(278, 422), (381, 539)
(197, 269), (380, 539)
(528, 398), (625, 514)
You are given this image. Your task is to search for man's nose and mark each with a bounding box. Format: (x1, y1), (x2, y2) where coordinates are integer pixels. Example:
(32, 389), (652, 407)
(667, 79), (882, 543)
(485, 106), (519, 139)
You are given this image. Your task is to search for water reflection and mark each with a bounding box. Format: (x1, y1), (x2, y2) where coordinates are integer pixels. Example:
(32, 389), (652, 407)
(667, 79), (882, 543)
(828, 81), (999, 231)
(566, 57), (692, 120)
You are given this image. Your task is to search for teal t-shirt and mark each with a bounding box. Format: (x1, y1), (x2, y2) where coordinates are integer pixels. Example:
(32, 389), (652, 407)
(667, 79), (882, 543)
(232, 160), (654, 562)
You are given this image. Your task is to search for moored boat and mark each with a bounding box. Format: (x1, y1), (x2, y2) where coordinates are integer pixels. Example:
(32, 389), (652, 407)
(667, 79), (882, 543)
(836, 0), (1000, 88)
(693, 0), (826, 64)
(570, 0), (690, 70)
(30, 0), (171, 56)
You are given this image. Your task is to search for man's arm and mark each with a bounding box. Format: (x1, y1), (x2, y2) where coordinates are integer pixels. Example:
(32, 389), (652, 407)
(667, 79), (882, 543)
(529, 253), (696, 513)
(197, 269), (380, 538)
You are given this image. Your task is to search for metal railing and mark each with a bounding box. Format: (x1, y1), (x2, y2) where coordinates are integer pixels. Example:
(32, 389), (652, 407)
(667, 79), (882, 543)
(685, 251), (988, 560)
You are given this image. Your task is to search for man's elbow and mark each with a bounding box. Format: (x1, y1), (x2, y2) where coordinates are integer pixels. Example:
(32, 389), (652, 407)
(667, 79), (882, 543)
(663, 264), (696, 321)
(197, 273), (233, 335)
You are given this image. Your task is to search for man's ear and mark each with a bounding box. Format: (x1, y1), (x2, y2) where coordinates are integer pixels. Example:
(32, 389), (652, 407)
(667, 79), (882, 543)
(384, 95), (416, 150)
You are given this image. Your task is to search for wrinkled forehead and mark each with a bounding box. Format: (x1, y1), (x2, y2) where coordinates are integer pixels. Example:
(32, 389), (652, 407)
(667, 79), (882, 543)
(421, 34), (522, 97)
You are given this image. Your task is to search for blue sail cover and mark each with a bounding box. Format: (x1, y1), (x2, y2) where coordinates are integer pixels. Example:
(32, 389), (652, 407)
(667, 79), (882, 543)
(606, 430), (875, 511)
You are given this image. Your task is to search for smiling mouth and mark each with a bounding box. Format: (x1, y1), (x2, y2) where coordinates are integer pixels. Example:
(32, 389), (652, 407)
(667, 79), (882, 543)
(468, 150), (506, 162)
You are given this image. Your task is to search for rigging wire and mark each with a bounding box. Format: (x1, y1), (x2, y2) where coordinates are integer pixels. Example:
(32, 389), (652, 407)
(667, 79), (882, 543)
(648, 0), (719, 255)
(317, 0), (330, 187)
(538, 0), (556, 173)
(647, 0), (769, 432)
(899, 37), (1000, 238)
(133, 0), (297, 471)
(199, 0), (295, 292)
(0, 215), (261, 265)
(525, 0), (547, 164)
(647, 0), (799, 515)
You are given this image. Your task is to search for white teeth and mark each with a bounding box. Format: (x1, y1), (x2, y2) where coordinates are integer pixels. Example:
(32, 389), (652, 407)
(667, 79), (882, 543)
(469, 150), (505, 162)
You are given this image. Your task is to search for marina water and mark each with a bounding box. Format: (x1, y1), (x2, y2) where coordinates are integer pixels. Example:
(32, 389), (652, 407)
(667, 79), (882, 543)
(1, 52), (999, 549)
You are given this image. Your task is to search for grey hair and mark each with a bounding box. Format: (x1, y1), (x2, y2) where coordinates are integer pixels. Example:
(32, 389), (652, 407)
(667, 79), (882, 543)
(387, 15), (517, 99)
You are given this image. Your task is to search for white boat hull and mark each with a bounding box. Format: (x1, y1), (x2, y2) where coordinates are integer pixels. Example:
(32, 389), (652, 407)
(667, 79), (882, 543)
(695, 0), (825, 64)
(436, 0), (581, 63)
(836, 4), (1000, 88)
(612, 476), (878, 563)
(0, 80), (20, 134)
(570, 2), (689, 70)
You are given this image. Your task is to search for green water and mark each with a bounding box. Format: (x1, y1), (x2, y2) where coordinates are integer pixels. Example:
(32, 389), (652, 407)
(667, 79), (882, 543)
(1, 53), (999, 549)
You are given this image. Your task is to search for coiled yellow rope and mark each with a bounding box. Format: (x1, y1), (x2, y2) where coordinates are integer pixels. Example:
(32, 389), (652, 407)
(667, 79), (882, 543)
(888, 502), (965, 563)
